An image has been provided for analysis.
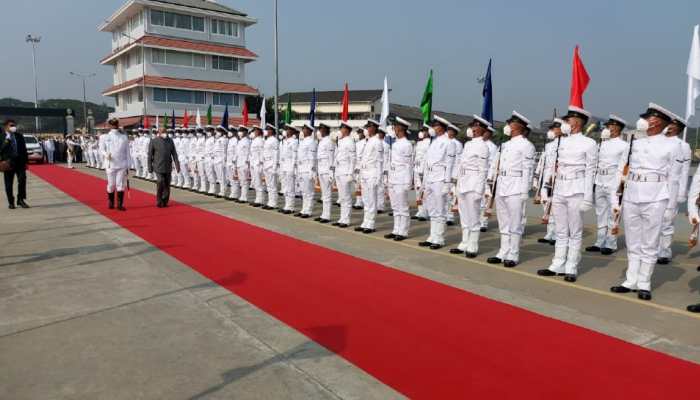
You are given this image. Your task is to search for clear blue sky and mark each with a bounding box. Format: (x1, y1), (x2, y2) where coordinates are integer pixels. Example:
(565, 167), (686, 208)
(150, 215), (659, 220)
(1, 0), (699, 125)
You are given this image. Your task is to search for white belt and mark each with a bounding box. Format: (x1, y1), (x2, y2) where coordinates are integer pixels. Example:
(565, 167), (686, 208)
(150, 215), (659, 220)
(459, 168), (480, 175)
(557, 171), (585, 180)
(628, 172), (666, 182)
(428, 165), (446, 172)
(499, 170), (522, 177)
(597, 168), (615, 176)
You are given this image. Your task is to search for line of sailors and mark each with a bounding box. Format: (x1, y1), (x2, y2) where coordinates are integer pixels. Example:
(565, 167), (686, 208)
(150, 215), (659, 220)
(87, 102), (699, 308)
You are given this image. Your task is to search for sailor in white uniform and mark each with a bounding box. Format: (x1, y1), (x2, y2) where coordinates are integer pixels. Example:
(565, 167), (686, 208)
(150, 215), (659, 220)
(99, 118), (131, 211)
(315, 123), (336, 223)
(535, 118), (564, 246)
(384, 117), (415, 241)
(332, 121), (356, 228)
(354, 120), (384, 233)
(412, 125), (431, 221)
(295, 123), (318, 218)
(225, 125), (239, 200)
(353, 128), (367, 210)
(262, 124), (280, 210)
(279, 125), (299, 214)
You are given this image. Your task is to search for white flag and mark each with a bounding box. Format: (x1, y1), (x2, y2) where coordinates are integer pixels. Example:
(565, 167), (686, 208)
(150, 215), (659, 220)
(260, 97), (267, 129)
(155, 115), (159, 129)
(686, 24), (700, 140)
(379, 76), (389, 128)
(196, 108), (202, 128)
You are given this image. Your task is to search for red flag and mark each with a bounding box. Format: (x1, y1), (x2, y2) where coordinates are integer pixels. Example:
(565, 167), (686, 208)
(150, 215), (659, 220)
(183, 109), (190, 128)
(143, 115), (150, 129)
(242, 99), (249, 126)
(569, 45), (590, 108)
(341, 83), (349, 122)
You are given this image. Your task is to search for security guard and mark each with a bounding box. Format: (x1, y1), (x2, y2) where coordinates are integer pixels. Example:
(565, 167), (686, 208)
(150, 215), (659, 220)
(610, 103), (683, 301)
(262, 124), (280, 210)
(384, 117), (415, 241)
(235, 126), (251, 203)
(418, 115), (456, 249)
(355, 120), (384, 233)
(585, 115), (629, 255)
(279, 125), (299, 214)
(249, 126), (266, 206)
(537, 106), (597, 282)
(450, 116), (491, 257)
(316, 123), (336, 223)
(333, 121), (356, 228)
(296, 123), (318, 218)
(486, 111), (535, 267)
(657, 112), (692, 264)
(413, 125), (431, 221)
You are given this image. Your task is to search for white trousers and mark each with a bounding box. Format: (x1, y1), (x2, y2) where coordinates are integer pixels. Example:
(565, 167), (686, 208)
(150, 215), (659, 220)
(227, 164), (240, 199)
(547, 193), (584, 275)
(197, 159), (207, 191)
(336, 174), (354, 224)
(445, 185), (456, 222)
(414, 173), (427, 218)
(281, 171), (296, 211)
(543, 201), (556, 240)
(189, 159), (199, 189)
(456, 191), (482, 253)
(67, 153), (74, 168)
(479, 194), (489, 228)
(180, 161), (191, 189)
(213, 160), (225, 196)
(354, 174), (364, 207)
(237, 166), (250, 201)
(389, 183), (411, 236)
(377, 177), (387, 211)
(319, 173), (334, 220)
(252, 165), (265, 204)
(621, 199), (667, 291)
(360, 177), (379, 229)
(299, 173), (315, 215)
(593, 186), (617, 250)
(106, 168), (127, 193)
(495, 194), (525, 262)
(658, 205), (678, 259)
(205, 158), (217, 194)
(424, 181), (448, 245)
(264, 170), (278, 208)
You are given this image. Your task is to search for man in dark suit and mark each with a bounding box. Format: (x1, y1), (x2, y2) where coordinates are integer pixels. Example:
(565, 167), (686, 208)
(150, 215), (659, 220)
(148, 127), (180, 208)
(1, 120), (29, 209)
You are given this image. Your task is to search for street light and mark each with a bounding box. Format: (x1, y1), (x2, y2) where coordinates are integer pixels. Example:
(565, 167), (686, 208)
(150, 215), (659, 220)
(69, 72), (97, 133)
(26, 34), (41, 132)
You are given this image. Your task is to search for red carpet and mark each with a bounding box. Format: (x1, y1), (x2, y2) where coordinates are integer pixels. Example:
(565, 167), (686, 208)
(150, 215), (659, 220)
(32, 165), (698, 399)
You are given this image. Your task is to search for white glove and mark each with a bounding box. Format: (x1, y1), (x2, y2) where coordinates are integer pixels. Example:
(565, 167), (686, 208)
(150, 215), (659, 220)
(441, 183), (450, 195)
(663, 208), (675, 222)
(579, 200), (593, 213)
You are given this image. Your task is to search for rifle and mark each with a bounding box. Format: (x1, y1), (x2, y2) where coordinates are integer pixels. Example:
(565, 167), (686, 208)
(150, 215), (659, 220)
(483, 143), (503, 218)
(533, 151), (547, 205)
(541, 135), (562, 224)
(611, 132), (635, 235)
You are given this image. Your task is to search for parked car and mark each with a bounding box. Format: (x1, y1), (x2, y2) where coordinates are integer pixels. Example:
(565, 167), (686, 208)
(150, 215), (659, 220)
(24, 134), (44, 164)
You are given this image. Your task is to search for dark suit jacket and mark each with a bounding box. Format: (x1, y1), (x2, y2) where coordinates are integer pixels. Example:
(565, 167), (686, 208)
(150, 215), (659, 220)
(148, 136), (180, 174)
(1, 132), (28, 170)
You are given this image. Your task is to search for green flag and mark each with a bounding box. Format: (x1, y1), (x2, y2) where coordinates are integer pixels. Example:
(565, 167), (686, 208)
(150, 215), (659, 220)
(283, 95), (292, 124)
(206, 105), (212, 125)
(420, 69), (433, 124)
(163, 112), (169, 128)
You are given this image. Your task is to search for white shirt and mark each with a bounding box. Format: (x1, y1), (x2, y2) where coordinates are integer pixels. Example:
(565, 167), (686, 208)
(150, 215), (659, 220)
(388, 137), (414, 185)
(668, 135), (692, 202)
(194, 136), (206, 159)
(334, 136), (356, 177)
(100, 129), (130, 170)
(263, 135), (280, 172)
(226, 136), (238, 165)
(493, 135), (535, 197)
(414, 138), (430, 175)
(204, 135), (217, 158)
(422, 134), (456, 184)
(544, 132), (597, 200)
(296, 135), (317, 174)
(280, 136), (298, 173)
(236, 136), (251, 168)
(454, 136), (490, 195)
(317, 136), (336, 175)
(360, 135), (384, 179)
(250, 135), (265, 167)
(595, 136), (629, 188)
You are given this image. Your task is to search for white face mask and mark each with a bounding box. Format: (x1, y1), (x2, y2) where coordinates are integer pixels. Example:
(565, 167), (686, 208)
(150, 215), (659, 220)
(8, 126), (17, 133)
(206, 131), (213, 137)
(227, 132), (233, 138)
(428, 128), (436, 137)
(315, 131), (322, 140)
(250, 131), (257, 139)
(466, 128), (474, 138)
(215, 132), (222, 138)
(661, 126), (669, 135)
(546, 129), (555, 140)
(600, 128), (611, 139)
(330, 131), (338, 142)
(238, 131), (244, 138)
(418, 131), (425, 140)
(503, 125), (512, 137)
(363, 131), (369, 139)
(636, 118), (649, 133)
(560, 122), (572, 135)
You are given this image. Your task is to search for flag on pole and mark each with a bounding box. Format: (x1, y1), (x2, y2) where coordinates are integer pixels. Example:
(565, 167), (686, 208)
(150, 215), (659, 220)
(163, 112), (169, 129)
(221, 104), (229, 128)
(341, 83), (349, 122)
(310, 89), (317, 127)
(259, 97), (267, 129)
(196, 108), (202, 128)
(143, 115), (150, 129)
(284, 94), (293, 124)
(155, 115), (160, 129)
(569, 45), (590, 108)
(183, 110), (190, 128)
(171, 110), (176, 130)
(379, 76), (390, 128)
(420, 70), (433, 124)
(686, 24), (700, 141)
(481, 59), (494, 125)
(206, 105), (212, 125)
(242, 98), (249, 126)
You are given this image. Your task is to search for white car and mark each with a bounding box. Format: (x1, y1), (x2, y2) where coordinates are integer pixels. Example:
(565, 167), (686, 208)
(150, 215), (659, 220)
(23, 134), (44, 163)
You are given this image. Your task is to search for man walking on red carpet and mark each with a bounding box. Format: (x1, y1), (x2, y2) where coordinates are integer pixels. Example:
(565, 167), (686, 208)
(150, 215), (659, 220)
(148, 127), (181, 208)
(100, 118), (131, 211)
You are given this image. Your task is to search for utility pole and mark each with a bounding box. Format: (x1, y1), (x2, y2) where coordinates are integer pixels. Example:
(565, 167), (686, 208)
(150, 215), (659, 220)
(70, 72), (96, 133)
(274, 0), (279, 129)
(26, 34), (41, 132)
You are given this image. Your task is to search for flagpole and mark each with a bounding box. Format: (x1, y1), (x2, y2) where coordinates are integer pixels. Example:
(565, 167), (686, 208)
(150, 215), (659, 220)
(274, 0), (279, 128)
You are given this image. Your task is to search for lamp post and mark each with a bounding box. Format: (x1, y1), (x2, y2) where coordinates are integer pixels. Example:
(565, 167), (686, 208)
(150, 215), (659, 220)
(26, 34), (41, 131)
(69, 72), (96, 133)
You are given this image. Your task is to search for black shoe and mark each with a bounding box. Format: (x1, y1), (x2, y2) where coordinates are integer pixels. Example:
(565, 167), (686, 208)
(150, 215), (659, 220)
(384, 233), (396, 239)
(252, 203), (262, 208)
(600, 248), (615, 255)
(332, 222), (340, 226)
(300, 214), (311, 219)
(537, 238), (550, 244)
(319, 219), (330, 224)
(418, 241), (432, 247)
(377, 210), (385, 214)
(429, 244), (443, 250)
(610, 286), (632, 294)
(362, 229), (376, 234)
(294, 212), (303, 217)
(548, 240), (556, 246)
(503, 260), (517, 268)
(638, 290), (652, 301)
(417, 217), (427, 222)
(446, 221), (455, 226)
(8, 204), (15, 209)
(262, 206), (272, 210)
(585, 246), (601, 252)
(465, 252), (477, 258)
(537, 269), (557, 277)
(239, 200), (248, 204)
(117, 191), (126, 211)
(314, 217), (323, 222)
(564, 274), (577, 283)
(338, 223), (349, 228)
(283, 210), (293, 215)
(480, 227), (487, 233)
(355, 227), (365, 232)
(352, 206), (362, 210)
(388, 212), (394, 217)
(449, 248), (464, 254)
(17, 200), (30, 209)
(108, 192), (115, 209)
(157, 203), (163, 208)
(486, 257), (502, 264)
(657, 258), (670, 265)
(411, 216), (418, 220)
(687, 303), (700, 313)
(393, 235), (406, 241)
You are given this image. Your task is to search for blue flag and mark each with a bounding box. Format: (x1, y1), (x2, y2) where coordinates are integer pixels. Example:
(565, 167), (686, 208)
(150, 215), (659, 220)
(481, 59), (493, 125)
(171, 110), (176, 130)
(221, 104), (229, 128)
(309, 88), (316, 128)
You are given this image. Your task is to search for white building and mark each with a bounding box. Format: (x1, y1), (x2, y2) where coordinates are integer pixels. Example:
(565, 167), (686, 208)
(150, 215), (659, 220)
(99, 0), (259, 128)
